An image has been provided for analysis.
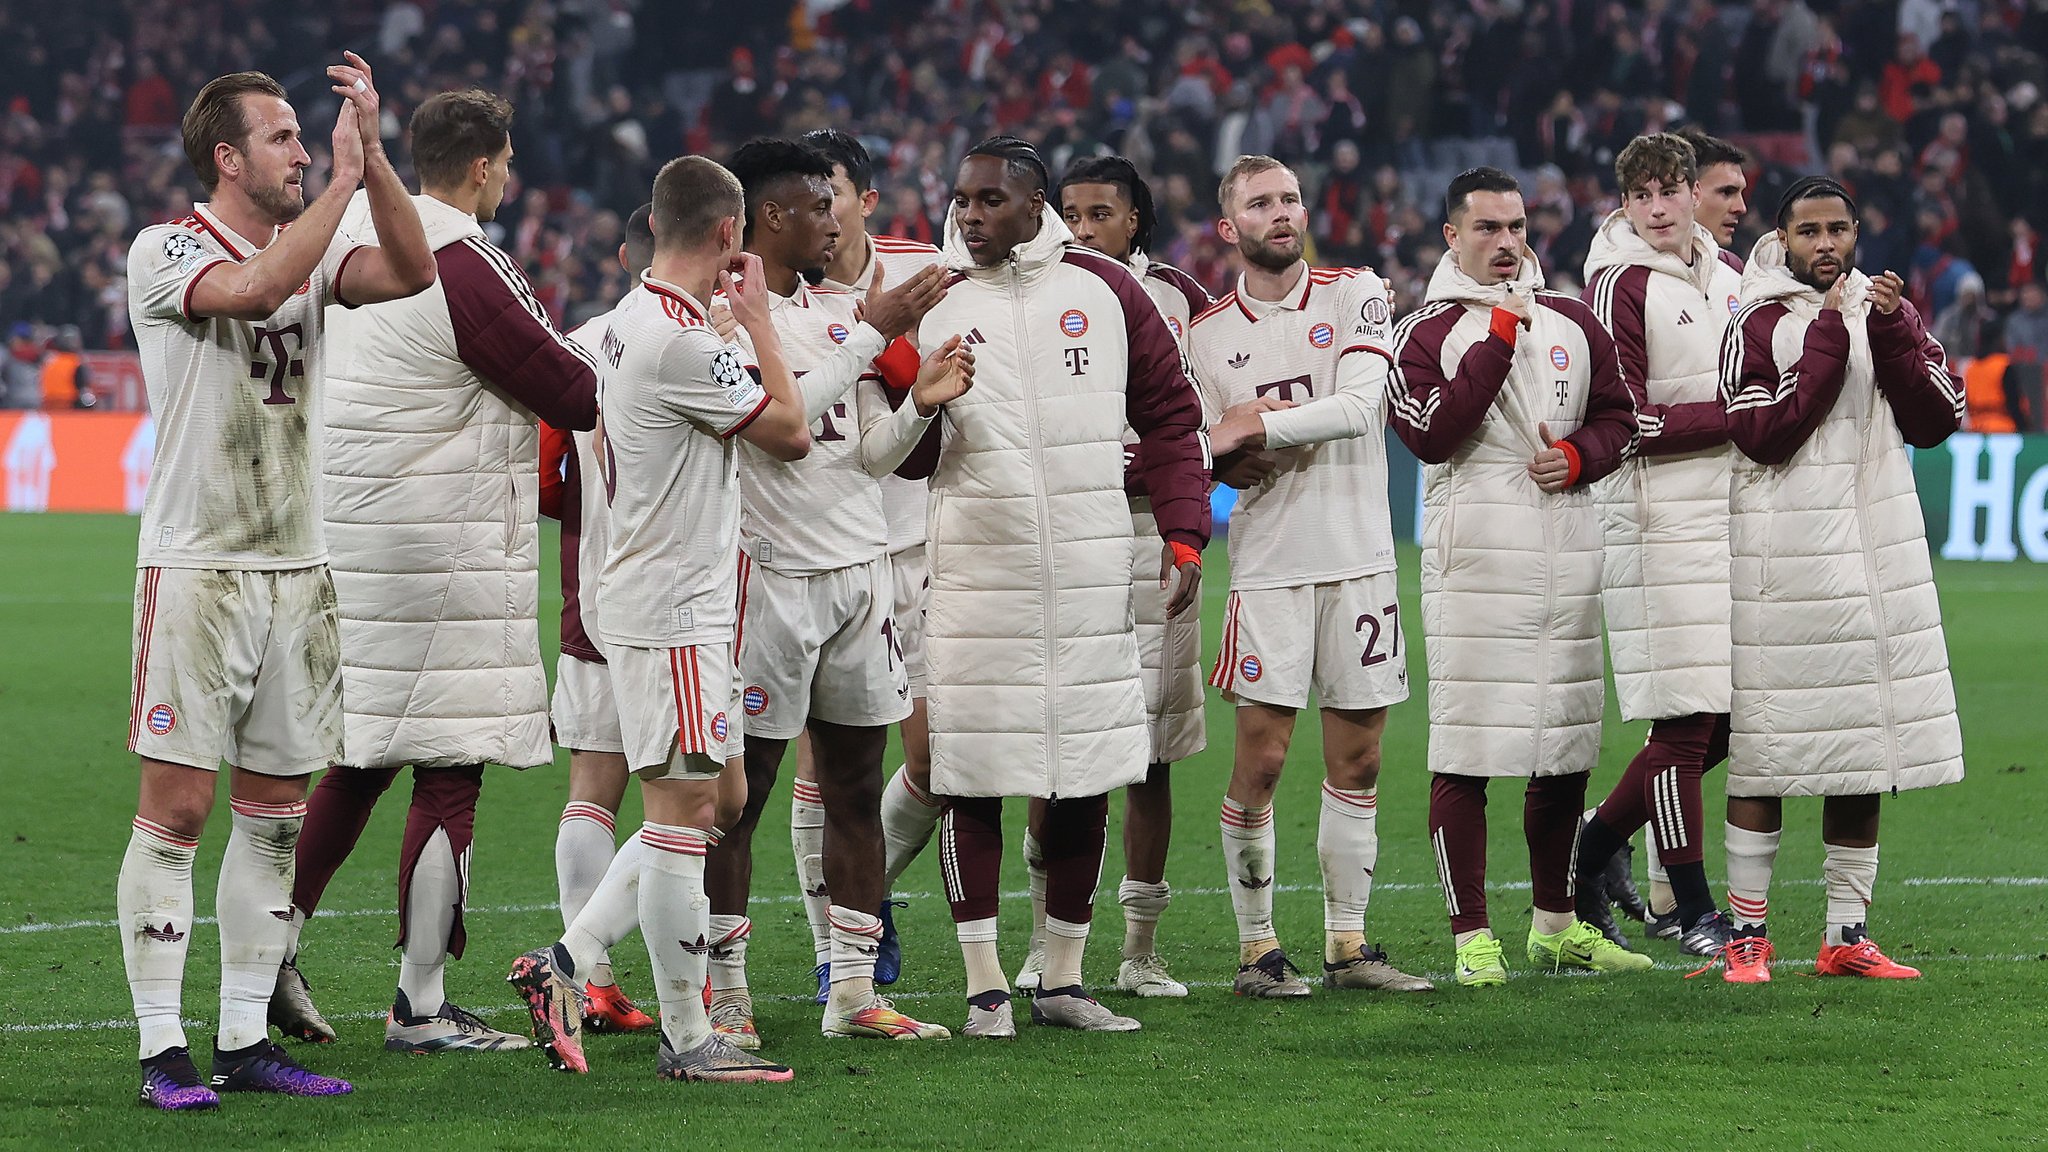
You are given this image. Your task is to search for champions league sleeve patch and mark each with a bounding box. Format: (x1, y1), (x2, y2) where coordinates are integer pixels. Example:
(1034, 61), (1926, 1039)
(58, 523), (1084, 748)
(162, 232), (207, 272)
(711, 344), (763, 406)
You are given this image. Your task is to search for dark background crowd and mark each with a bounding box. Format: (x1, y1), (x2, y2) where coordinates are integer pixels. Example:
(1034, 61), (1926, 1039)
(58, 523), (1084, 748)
(3, 0), (2046, 426)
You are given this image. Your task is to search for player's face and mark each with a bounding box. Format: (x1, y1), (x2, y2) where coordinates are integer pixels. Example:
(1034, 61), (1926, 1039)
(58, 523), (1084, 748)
(1695, 162), (1748, 247)
(1623, 176), (1700, 257)
(1446, 190), (1527, 286)
(1219, 168), (1306, 272)
(785, 174), (841, 275)
(1061, 181), (1138, 262)
(951, 155), (1044, 267)
(231, 94), (313, 225)
(477, 142), (514, 223)
(1780, 197), (1858, 291)
(825, 164), (877, 241)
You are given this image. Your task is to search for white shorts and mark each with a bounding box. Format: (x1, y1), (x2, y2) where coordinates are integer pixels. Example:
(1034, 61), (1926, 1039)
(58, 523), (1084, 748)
(551, 653), (623, 754)
(1210, 572), (1411, 712)
(739, 554), (910, 739)
(1131, 508), (1205, 763)
(129, 565), (343, 776)
(889, 544), (929, 699)
(607, 642), (742, 780)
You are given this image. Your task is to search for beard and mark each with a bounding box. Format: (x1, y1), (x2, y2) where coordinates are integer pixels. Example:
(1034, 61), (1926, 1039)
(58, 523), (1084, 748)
(1788, 246), (1851, 292)
(249, 176), (306, 224)
(801, 265), (826, 287)
(1237, 231), (1300, 271)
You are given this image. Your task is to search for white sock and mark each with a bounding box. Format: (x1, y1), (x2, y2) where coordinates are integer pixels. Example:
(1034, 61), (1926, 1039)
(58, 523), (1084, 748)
(282, 906), (306, 966)
(881, 765), (943, 887)
(827, 904), (882, 1008)
(1220, 797), (1276, 944)
(1644, 827), (1672, 913)
(1022, 830), (1047, 953)
(562, 831), (644, 984)
(791, 778), (831, 965)
(556, 801), (616, 927)
(1042, 915), (1089, 990)
(1822, 842), (1879, 945)
(1724, 822), (1781, 933)
(397, 827), (459, 1016)
(707, 914), (751, 998)
(1118, 878), (1170, 959)
(638, 823), (713, 1052)
(1318, 782), (1377, 935)
(217, 797), (305, 1052)
(955, 916), (1005, 998)
(120, 816), (197, 1060)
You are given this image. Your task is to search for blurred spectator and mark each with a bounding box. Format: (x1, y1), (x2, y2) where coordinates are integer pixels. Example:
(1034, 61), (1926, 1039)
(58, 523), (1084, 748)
(2005, 280), (2048, 433)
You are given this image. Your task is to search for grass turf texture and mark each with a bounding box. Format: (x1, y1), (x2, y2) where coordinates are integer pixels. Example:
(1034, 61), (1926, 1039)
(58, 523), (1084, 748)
(0, 512), (2041, 1150)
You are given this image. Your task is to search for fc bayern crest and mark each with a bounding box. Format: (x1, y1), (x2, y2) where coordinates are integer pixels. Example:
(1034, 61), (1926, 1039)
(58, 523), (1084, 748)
(1168, 316), (1184, 338)
(1309, 322), (1335, 348)
(1549, 345), (1571, 370)
(1727, 294), (1741, 316)
(743, 686), (769, 715)
(711, 712), (730, 741)
(826, 322), (850, 344)
(1060, 309), (1089, 337)
(145, 703), (177, 736)
(1240, 654), (1263, 682)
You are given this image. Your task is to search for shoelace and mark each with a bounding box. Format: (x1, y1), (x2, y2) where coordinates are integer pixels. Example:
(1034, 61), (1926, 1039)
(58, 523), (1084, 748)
(441, 1003), (495, 1033)
(1257, 951), (1304, 982)
(1687, 935), (1772, 979)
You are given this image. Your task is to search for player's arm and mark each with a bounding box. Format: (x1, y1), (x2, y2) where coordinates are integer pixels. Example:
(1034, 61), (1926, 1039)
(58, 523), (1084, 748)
(539, 422), (570, 520)
(1866, 275), (1964, 447)
(793, 323), (888, 420)
(1115, 269), (1212, 615)
(1548, 306), (1640, 488)
(856, 336), (970, 479)
(1720, 300), (1850, 465)
(723, 255), (810, 461)
(1587, 266), (1729, 455)
(440, 239), (599, 429)
(1388, 301), (1517, 463)
(327, 53), (435, 308)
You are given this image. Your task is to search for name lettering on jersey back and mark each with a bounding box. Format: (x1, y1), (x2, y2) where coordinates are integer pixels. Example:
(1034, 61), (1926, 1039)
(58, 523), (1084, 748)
(600, 325), (626, 368)
(250, 323), (306, 406)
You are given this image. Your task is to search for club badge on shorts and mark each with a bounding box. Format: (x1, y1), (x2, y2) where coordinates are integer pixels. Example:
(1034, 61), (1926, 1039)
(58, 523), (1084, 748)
(145, 703), (177, 736)
(1239, 654), (1263, 682)
(742, 686), (769, 716)
(1060, 309), (1089, 338)
(711, 713), (730, 742)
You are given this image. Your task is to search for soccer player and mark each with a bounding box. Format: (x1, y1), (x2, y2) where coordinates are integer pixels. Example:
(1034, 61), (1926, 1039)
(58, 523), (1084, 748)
(861, 136), (1217, 1036)
(1571, 132), (1746, 959)
(1180, 155), (1434, 998)
(540, 203), (660, 1035)
(1388, 166), (1650, 987)
(808, 127), (947, 993)
(120, 58), (434, 1109)
(506, 156), (814, 1083)
(277, 88), (600, 1056)
(1716, 176), (1964, 983)
(996, 154), (1210, 999)
(701, 136), (951, 1045)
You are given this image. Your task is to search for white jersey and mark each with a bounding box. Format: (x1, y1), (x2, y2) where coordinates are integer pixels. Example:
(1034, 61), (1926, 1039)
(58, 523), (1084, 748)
(128, 203), (362, 570)
(593, 276), (766, 649)
(564, 313), (614, 657)
(730, 281), (891, 575)
(825, 233), (944, 553)
(1187, 264), (1397, 590)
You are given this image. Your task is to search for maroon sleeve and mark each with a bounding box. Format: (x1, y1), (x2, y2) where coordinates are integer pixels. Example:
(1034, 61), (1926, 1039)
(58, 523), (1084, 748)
(1868, 301), (1964, 447)
(553, 436), (601, 662)
(1586, 265), (1729, 456)
(1720, 303), (1850, 465)
(440, 237), (600, 431)
(1144, 261), (1214, 316)
(1066, 251), (1211, 549)
(1553, 295), (1639, 485)
(1719, 249), (1746, 274)
(1388, 302), (1511, 463)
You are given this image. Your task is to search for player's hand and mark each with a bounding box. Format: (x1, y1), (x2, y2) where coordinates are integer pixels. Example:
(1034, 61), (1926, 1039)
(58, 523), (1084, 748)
(1869, 270), (1905, 314)
(1528, 421), (1573, 493)
(720, 252), (773, 333)
(1208, 396), (1293, 455)
(1160, 543), (1202, 618)
(327, 52), (382, 151)
(709, 301), (738, 341)
(911, 335), (972, 415)
(329, 102), (365, 186)
(1500, 287), (1534, 329)
(1822, 275), (1847, 313)
(859, 264), (949, 341)
(1213, 450), (1279, 489)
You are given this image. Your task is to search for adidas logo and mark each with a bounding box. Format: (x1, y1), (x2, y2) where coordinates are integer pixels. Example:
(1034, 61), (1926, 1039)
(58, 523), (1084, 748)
(1676, 311), (1695, 325)
(681, 935), (710, 956)
(142, 921), (186, 943)
(269, 909), (294, 921)
(1228, 351), (1251, 369)
(805, 883), (829, 898)
(855, 944), (880, 957)
(963, 328), (988, 345)
(1236, 875), (1274, 890)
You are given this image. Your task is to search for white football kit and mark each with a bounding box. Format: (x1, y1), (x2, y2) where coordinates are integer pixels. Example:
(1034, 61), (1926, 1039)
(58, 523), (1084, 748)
(126, 204), (362, 773)
(550, 313), (623, 755)
(1188, 264), (1407, 711)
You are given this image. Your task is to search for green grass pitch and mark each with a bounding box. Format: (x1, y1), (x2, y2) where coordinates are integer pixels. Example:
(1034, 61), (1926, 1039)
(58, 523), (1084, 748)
(0, 513), (2041, 1150)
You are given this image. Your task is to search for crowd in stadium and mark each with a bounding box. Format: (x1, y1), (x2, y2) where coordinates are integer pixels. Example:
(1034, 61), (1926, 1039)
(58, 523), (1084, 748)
(5, 0), (2048, 419)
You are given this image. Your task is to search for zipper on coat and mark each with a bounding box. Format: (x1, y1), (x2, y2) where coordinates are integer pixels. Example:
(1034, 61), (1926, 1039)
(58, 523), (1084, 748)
(1013, 267), (1061, 797)
(1853, 408), (1902, 792)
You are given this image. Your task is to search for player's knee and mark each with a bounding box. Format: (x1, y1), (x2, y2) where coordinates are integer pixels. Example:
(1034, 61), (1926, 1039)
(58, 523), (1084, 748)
(1234, 744), (1287, 798)
(1327, 744), (1382, 790)
(713, 790), (744, 834)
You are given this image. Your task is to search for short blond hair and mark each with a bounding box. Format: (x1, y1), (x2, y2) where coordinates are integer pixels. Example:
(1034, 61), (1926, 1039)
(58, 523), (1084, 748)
(1218, 155), (1293, 213)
